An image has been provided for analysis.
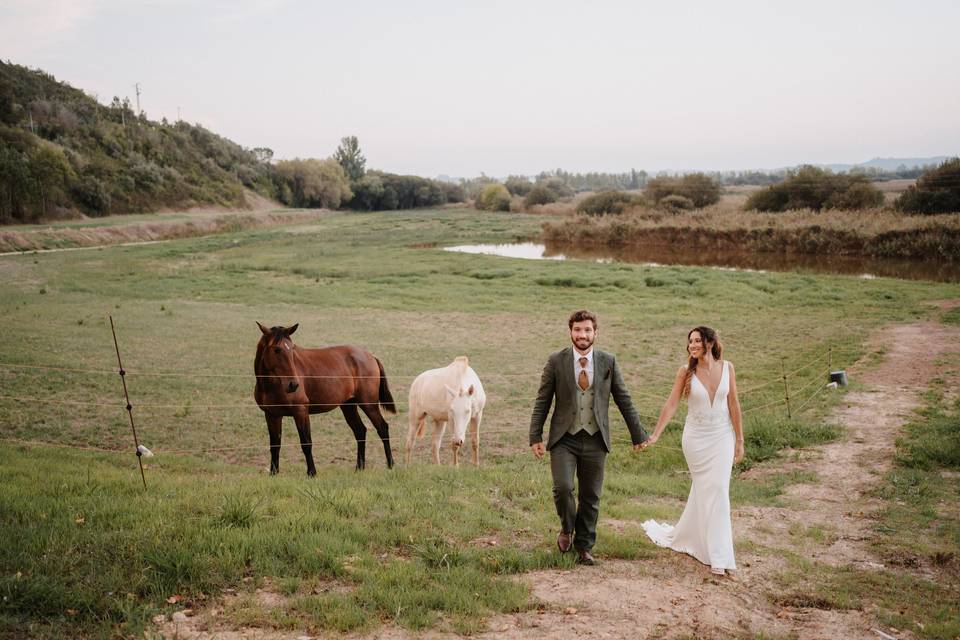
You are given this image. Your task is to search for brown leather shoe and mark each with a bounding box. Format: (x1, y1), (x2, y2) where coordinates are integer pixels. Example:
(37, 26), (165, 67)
(577, 549), (596, 565)
(557, 531), (573, 553)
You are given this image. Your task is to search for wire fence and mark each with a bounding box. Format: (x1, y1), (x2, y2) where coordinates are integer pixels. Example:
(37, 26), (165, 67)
(0, 331), (844, 483)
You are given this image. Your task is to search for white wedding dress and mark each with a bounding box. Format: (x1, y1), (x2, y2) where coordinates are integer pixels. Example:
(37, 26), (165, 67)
(642, 361), (736, 571)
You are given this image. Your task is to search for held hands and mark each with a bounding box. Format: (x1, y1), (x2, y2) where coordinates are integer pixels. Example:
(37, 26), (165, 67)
(531, 442), (546, 459)
(734, 439), (745, 464)
(635, 432), (659, 452)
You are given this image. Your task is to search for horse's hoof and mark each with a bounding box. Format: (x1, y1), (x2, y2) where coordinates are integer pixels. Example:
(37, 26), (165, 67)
(307, 469), (316, 477)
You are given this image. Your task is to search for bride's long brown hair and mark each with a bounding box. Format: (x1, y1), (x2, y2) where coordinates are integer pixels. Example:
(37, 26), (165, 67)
(683, 326), (723, 398)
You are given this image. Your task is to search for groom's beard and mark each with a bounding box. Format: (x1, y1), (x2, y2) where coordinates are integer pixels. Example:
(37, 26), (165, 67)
(573, 336), (594, 352)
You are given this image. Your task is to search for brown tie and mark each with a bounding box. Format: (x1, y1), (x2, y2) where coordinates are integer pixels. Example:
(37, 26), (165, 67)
(578, 357), (589, 390)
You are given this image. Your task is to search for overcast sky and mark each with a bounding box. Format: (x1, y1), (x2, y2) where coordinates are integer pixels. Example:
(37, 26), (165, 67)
(2, 0), (958, 177)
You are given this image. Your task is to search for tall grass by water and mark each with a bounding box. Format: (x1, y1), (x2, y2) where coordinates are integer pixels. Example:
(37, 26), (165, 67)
(541, 203), (960, 261)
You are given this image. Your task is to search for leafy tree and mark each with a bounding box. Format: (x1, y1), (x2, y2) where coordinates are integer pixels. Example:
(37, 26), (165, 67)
(895, 158), (960, 214)
(576, 191), (643, 215)
(275, 158), (352, 209)
(252, 147), (274, 164)
(28, 145), (73, 215)
(0, 146), (33, 220)
(350, 173), (385, 211)
(746, 166), (884, 212)
(504, 175), (533, 196)
(646, 173), (721, 208)
(334, 136), (366, 182)
(523, 184), (557, 208)
(537, 177), (574, 199)
(0, 81), (16, 125)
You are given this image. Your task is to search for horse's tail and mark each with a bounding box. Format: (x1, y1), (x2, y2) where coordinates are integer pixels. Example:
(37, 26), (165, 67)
(376, 358), (397, 414)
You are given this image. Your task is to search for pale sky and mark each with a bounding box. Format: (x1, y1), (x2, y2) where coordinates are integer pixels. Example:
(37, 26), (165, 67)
(2, 0), (958, 177)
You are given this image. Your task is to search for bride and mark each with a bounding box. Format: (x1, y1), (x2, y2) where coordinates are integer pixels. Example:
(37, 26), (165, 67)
(640, 326), (744, 575)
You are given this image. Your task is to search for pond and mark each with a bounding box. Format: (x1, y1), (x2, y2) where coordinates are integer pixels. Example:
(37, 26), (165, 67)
(443, 242), (958, 282)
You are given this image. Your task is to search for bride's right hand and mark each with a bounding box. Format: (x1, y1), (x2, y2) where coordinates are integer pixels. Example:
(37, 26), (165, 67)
(641, 433), (659, 449)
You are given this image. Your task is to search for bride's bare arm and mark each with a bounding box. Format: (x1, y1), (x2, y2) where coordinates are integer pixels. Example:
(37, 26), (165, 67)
(727, 362), (745, 463)
(640, 365), (687, 449)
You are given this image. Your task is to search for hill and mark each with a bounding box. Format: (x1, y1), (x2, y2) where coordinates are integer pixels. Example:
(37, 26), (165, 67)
(0, 61), (277, 222)
(820, 156), (950, 173)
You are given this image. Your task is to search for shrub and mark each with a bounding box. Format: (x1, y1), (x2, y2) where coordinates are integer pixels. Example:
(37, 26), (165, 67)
(475, 183), (511, 212)
(646, 173), (721, 208)
(658, 194), (694, 210)
(895, 158), (960, 214)
(523, 184), (557, 208)
(576, 190), (641, 215)
(537, 177), (574, 199)
(746, 165), (884, 212)
(825, 181), (884, 210)
(71, 174), (111, 214)
(504, 175), (533, 196)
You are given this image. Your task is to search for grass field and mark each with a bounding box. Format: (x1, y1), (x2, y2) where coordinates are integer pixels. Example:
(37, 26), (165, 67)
(1, 207), (958, 638)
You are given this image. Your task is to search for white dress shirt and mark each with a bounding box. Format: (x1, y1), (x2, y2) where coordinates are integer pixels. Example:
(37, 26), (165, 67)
(572, 348), (594, 388)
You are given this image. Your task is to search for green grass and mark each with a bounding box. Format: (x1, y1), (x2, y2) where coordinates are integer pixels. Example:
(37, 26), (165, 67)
(0, 208), (958, 637)
(942, 305), (960, 326)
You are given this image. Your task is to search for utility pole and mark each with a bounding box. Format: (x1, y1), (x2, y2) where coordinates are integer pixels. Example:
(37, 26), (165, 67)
(134, 83), (141, 116)
(177, 106), (181, 122)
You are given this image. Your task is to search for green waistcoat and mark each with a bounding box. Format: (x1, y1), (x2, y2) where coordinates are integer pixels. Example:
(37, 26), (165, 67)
(569, 383), (598, 436)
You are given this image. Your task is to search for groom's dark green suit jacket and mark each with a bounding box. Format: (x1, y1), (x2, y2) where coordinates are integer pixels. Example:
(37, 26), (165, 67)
(529, 347), (648, 452)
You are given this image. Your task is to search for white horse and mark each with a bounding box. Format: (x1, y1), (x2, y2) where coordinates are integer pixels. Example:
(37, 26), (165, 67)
(405, 356), (486, 466)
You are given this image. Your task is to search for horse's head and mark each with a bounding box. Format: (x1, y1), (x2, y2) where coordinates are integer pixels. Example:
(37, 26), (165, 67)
(445, 384), (475, 449)
(256, 322), (301, 394)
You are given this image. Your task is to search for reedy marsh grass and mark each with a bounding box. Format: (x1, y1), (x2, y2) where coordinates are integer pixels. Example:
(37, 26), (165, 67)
(541, 204), (960, 260)
(0, 208), (958, 637)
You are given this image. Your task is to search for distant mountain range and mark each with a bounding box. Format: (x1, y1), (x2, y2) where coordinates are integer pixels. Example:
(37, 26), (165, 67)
(815, 157), (951, 173)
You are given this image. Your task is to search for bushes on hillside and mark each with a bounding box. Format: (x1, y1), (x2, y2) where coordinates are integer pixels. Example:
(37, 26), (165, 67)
(646, 173), (721, 208)
(476, 184), (511, 211)
(576, 191), (643, 215)
(745, 165), (884, 212)
(0, 61), (283, 220)
(895, 158), (960, 214)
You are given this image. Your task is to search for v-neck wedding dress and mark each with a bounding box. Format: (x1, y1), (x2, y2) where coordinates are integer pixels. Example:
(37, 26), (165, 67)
(642, 361), (736, 571)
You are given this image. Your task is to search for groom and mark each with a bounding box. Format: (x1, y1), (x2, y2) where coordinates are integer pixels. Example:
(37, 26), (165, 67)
(529, 310), (648, 565)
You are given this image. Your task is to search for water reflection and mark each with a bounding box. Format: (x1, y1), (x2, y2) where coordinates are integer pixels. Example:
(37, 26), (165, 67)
(443, 242), (566, 261)
(444, 242), (958, 282)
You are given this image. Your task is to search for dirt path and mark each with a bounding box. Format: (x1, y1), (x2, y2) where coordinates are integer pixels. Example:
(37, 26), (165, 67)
(156, 304), (960, 640)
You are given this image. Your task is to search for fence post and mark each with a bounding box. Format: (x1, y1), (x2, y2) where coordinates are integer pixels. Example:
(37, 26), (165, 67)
(780, 357), (792, 419)
(110, 316), (147, 488)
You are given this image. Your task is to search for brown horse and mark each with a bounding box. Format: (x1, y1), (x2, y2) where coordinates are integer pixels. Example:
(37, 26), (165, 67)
(254, 322), (396, 474)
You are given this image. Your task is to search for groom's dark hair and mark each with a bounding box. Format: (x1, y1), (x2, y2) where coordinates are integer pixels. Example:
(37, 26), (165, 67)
(568, 309), (598, 330)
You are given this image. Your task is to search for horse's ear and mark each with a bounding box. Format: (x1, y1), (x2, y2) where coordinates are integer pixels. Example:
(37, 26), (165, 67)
(257, 321), (269, 335)
(467, 385), (475, 396)
(284, 323), (299, 336)
(445, 384), (457, 399)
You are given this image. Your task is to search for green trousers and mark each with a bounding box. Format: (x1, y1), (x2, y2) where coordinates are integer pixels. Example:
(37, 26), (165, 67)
(549, 430), (607, 551)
